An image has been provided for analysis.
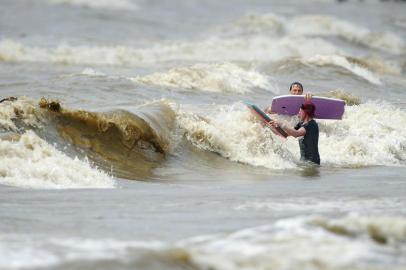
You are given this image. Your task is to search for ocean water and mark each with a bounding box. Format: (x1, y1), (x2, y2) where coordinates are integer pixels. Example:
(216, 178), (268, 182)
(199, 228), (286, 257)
(1, 0), (406, 269)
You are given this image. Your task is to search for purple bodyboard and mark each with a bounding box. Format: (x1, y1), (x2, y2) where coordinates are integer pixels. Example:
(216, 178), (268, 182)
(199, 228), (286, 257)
(271, 95), (345, 120)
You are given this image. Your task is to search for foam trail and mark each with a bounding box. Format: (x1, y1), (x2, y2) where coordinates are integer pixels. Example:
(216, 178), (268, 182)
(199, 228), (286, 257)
(133, 63), (276, 94)
(0, 131), (115, 189)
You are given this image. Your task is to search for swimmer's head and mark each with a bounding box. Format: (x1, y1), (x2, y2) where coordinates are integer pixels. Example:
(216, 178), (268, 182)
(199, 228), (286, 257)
(300, 102), (316, 118)
(289, 82), (303, 95)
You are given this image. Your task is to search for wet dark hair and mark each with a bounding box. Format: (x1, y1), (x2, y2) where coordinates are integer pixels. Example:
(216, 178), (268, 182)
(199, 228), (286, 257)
(289, 82), (303, 92)
(301, 102), (316, 118)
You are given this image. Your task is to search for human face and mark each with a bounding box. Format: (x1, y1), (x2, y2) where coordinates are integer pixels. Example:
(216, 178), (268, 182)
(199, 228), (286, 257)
(298, 108), (306, 121)
(290, 85), (303, 95)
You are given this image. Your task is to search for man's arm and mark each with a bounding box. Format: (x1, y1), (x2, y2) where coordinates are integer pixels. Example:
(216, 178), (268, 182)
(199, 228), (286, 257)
(283, 126), (306, 138)
(270, 121), (306, 138)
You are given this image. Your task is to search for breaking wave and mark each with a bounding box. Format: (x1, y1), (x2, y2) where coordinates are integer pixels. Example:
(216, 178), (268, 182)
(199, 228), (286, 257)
(303, 54), (382, 85)
(0, 98), (115, 188)
(133, 62), (276, 94)
(2, 97), (405, 181)
(0, 37), (339, 66)
(178, 215), (406, 270)
(222, 13), (405, 54)
(0, 97), (176, 182)
(38, 99), (176, 179)
(289, 15), (405, 54)
(271, 54), (401, 85)
(177, 104), (300, 170)
(2, 215), (405, 270)
(177, 101), (406, 170)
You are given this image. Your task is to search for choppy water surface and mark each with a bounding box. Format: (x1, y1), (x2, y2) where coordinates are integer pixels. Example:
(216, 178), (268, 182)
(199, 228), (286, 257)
(0, 0), (405, 269)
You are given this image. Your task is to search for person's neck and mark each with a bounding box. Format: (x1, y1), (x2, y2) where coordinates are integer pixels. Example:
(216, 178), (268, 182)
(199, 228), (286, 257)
(303, 116), (313, 124)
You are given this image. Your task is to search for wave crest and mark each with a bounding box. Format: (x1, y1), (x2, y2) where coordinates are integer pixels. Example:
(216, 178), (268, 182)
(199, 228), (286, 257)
(39, 99), (176, 179)
(288, 15), (405, 54)
(304, 54), (382, 85)
(134, 63), (275, 94)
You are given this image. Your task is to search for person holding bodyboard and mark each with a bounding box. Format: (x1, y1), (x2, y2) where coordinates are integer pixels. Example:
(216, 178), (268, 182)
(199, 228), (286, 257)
(247, 82), (344, 165)
(270, 102), (320, 165)
(264, 82), (311, 114)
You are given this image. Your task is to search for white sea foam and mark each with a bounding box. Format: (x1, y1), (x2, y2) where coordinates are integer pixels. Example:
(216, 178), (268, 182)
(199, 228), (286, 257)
(303, 54), (382, 85)
(177, 102), (406, 170)
(180, 215), (406, 270)
(321, 101), (406, 167)
(2, 215), (404, 270)
(133, 63), (276, 94)
(0, 131), (115, 189)
(0, 13), (403, 70)
(46, 0), (138, 10)
(176, 104), (298, 170)
(0, 37), (340, 66)
(0, 97), (43, 131)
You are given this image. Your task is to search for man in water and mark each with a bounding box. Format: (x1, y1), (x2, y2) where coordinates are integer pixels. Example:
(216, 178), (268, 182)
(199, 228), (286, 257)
(288, 81), (304, 95)
(270, 102), (320, 165)
(264, 82), (310, 113)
